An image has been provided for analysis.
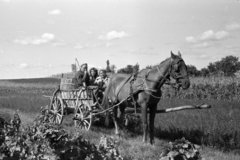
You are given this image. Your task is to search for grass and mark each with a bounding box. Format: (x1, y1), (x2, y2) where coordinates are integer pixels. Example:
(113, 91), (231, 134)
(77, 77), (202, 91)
(0, 77), (240, 159)
(155, 99), (240, 153)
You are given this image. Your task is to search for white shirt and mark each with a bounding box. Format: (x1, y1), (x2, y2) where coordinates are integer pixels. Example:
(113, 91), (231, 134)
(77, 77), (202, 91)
(94, 76), (110, 86)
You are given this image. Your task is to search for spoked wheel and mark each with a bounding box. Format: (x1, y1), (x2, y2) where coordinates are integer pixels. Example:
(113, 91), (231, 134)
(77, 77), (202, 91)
(74, 102), (92, 130)
(49, 96), (64, 124)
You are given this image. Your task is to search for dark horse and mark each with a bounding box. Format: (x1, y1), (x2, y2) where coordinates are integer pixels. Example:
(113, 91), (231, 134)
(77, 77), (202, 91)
(101, 51), (190, 144)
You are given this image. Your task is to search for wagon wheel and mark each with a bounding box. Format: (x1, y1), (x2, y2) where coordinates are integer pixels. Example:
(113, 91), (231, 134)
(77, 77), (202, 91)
(49, 95), (64, 124)
(74, 102), (92, 130)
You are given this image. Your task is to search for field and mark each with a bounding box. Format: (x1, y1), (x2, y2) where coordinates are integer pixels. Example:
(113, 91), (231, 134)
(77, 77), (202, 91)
(0, 77), (240, 159)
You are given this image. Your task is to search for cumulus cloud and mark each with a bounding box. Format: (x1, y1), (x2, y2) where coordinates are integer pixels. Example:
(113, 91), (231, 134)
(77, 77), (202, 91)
(185, 36), (198, 44)
(214, 31), (230, 40)
(186, 29), (230, 48)
(98, 31), (129, 40)
(13, 33), (64, 46)
(199, 30), (229, 41)
(48, 9), (61, 15)
(199, 30), (215, 41)
(226, 22), (240, 31)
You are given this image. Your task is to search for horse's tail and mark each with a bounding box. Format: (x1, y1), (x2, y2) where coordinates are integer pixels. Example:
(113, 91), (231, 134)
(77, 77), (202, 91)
(101, 81), (112, 127)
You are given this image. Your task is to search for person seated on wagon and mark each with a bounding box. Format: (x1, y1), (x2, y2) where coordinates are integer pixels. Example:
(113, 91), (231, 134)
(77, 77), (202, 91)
(74, 63), (90, 87)
(89, 67), (98, 85)
(94, 69), (110, 91)
(93, 69), (110, 103)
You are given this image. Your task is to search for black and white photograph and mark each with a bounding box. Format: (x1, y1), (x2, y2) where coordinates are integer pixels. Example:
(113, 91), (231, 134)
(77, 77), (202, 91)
(0, 0), (240, 159)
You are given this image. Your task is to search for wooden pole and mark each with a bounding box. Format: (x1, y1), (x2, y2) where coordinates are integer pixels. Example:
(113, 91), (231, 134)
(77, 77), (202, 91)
(75, 58), (80, 71)
(125, 104), (211, 114)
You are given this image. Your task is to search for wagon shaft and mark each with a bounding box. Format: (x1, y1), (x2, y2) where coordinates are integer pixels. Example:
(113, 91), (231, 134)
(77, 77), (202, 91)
(125, 104), (211, 114)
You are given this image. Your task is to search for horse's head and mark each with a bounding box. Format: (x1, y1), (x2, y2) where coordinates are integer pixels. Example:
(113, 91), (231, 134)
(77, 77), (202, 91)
(169, 51), (190, 90)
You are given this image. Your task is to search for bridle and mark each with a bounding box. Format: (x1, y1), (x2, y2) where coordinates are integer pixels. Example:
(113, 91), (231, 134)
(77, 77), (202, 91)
(142, 58), (188, 89)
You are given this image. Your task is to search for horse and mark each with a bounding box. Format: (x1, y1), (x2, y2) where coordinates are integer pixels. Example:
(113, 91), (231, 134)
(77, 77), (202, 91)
(101, 51), (190, 144)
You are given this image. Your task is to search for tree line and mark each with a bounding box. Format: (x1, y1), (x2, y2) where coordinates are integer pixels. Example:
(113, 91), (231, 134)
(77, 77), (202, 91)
(187, 55), (240, 77)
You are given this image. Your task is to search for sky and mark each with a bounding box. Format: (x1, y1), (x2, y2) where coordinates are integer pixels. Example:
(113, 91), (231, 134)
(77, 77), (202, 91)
(0, 0), (240, 79)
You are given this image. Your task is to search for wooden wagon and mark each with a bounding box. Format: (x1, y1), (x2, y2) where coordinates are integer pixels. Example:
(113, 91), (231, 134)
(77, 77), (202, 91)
(47, 78), (99, 130)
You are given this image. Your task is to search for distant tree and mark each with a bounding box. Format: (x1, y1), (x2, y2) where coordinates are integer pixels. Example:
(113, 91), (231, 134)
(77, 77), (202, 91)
(145, 65), (152, 69)
(117, 65), (132, 74)
(200, 68), (209, 77)
(117, 63), (140, 74)
(187, 65), (200, 77)
(133, 63), (140, 73)
(207, 62), (217, 75)
(218, 55), (240, 76)
(71, 64), (77, 72)
(125, 65), (134, 74)
(207, 55), (240, 76)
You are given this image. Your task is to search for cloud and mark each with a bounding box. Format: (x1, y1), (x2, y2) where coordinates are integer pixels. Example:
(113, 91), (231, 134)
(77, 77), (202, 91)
(19, 63), (28, 69)
(199, 30), (229, 41)
(226, 22), (240, 31)
(14, 33), (65, 46)
(1, 0), (10, 2)
(199, 30), (215, 41)
(48, 9), (61, 15)
(185, 36), (198, 44)
(214, 31), (230, 40)
(98, 31), (129, 40)
(186, 29), (230, 48)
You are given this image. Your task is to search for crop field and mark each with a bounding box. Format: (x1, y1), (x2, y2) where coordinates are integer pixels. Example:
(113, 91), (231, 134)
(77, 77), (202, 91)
(0, 77), (240, 159)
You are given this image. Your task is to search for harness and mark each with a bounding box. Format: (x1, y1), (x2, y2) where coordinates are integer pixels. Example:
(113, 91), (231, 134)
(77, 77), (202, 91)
(130, 58), (189, 111)
(116, 58), (189, 114)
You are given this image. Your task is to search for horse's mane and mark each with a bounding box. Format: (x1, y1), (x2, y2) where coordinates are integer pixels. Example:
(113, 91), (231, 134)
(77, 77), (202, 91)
(138, 57), (171, 75)
(160, 57), (170, 64)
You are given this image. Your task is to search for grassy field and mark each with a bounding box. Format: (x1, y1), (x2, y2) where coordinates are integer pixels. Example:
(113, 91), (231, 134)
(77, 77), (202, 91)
(0, 77), (240, 159)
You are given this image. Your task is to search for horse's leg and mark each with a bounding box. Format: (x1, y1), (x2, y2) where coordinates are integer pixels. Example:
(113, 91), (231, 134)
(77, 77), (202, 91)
(149, 103), (158, 144)
(113, 107), (120, 137)
(141, 103), (148, 143)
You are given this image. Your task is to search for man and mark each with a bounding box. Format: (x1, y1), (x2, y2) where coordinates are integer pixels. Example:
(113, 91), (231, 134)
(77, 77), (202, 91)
(74, 63), (90, 87)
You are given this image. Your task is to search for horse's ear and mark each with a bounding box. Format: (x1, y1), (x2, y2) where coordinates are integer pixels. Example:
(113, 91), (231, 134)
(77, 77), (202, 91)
(178, 51), (182, 58)
(171, 51), (175, 59)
